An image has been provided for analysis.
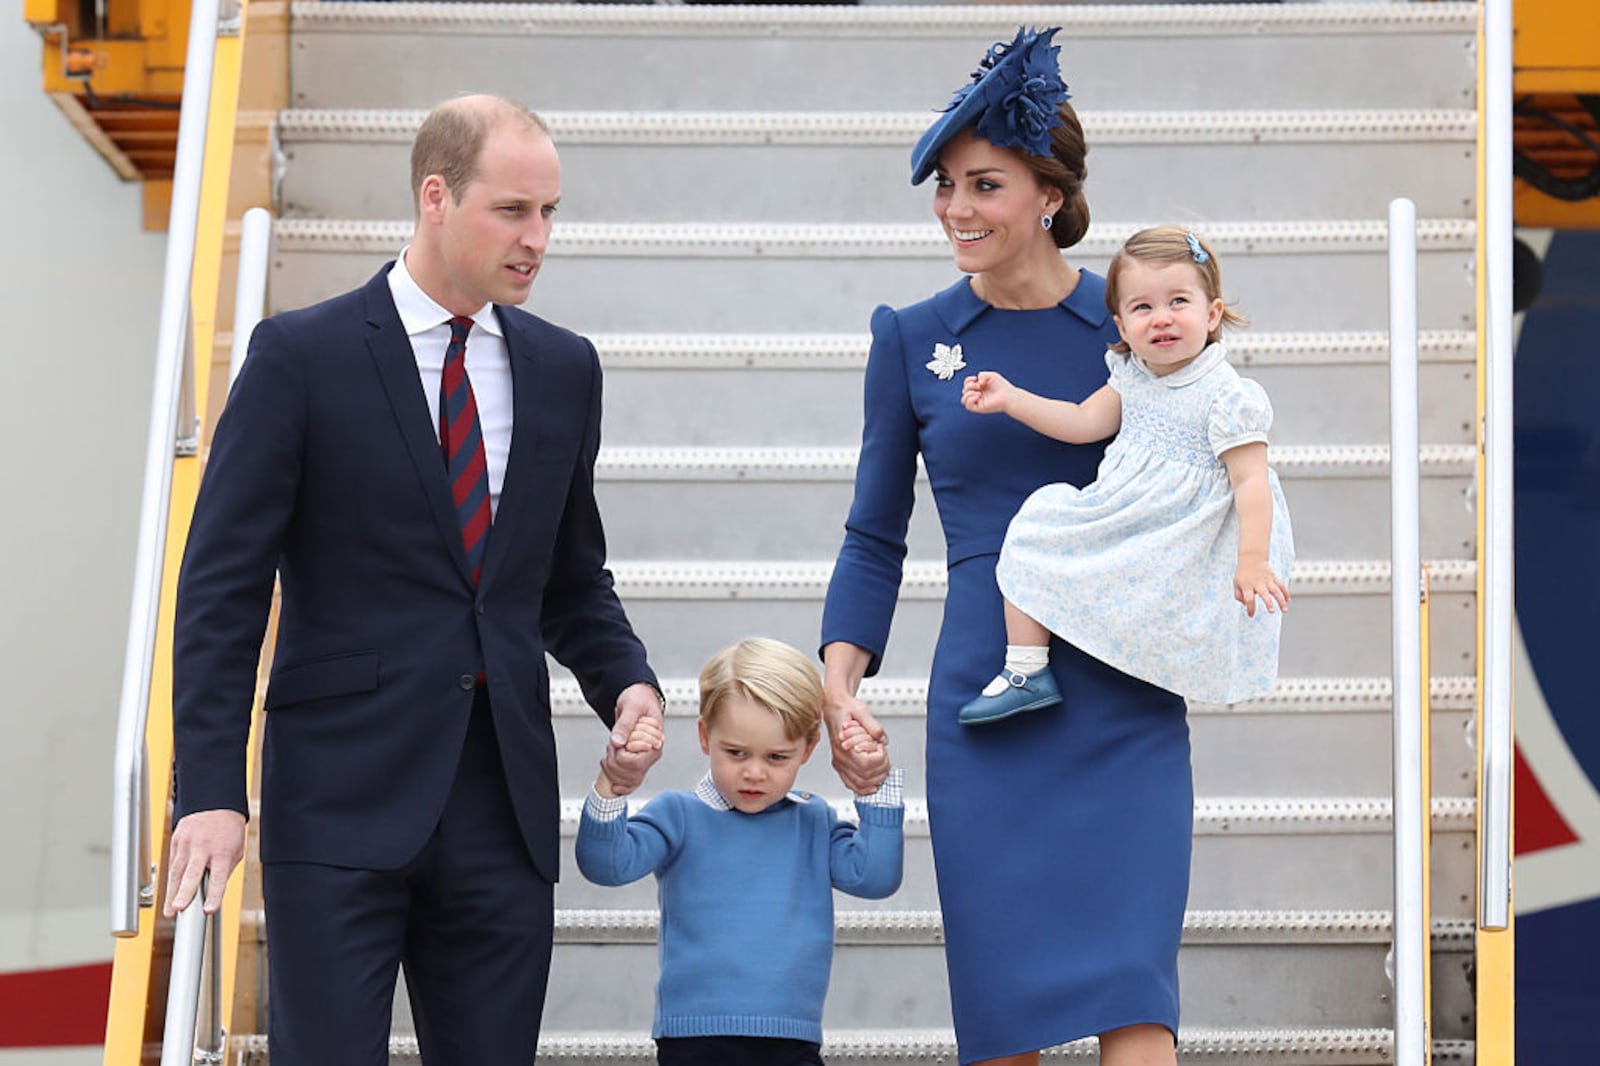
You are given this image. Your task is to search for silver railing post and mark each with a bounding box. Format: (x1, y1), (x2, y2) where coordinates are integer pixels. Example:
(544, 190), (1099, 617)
(138, 745), (154, 908)
(1479, 0), (1515, 935)
(194, 895), (226, 1065)
(160, 873), (211, 1066)
(228, 207), (274, 390)
(110, 0), (224, 937)
(1388, 197), (1428, 1066)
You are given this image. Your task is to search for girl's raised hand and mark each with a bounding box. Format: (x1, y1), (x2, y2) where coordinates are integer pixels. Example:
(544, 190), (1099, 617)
(1235, 559), (1291, 618)
(962, 371), (1014, 415)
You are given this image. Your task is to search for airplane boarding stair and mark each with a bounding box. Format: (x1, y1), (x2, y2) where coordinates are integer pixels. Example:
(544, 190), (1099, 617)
(107, 3), (1501, 1064)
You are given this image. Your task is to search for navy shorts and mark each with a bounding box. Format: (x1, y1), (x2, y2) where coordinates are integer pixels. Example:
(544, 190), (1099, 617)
(655, 1036), (825, 1065)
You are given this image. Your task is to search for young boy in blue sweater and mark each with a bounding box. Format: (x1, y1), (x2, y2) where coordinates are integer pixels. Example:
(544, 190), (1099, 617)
(576, 636), (905, 1066)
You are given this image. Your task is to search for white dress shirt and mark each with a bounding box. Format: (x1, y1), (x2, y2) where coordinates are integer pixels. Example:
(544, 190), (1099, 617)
(387, 249), (514, 519)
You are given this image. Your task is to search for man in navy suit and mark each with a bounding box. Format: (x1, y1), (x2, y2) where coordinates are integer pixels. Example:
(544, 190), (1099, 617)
(163, 95), (664, 1064)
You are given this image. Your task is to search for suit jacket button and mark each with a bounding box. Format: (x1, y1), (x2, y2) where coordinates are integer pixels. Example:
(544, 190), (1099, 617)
(459, 674), (476, 691)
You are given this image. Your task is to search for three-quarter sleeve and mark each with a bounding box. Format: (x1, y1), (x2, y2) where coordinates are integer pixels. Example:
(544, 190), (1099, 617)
(1207, 376), (1274, 458)
(820, 305), (922, 676)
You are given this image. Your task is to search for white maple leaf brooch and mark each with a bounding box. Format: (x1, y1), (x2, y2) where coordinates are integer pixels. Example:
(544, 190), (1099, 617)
(926, 342), (966, 380)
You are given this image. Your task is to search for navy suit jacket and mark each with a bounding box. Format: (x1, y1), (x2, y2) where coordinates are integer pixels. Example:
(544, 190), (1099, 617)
(172, 265), (655, 881)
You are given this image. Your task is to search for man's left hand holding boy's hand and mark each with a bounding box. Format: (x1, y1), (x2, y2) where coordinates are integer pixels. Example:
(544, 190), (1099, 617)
(598, 685), (666, 797)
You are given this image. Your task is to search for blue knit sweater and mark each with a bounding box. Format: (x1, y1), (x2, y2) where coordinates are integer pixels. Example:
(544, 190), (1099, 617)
(576, 784), (904, 1041)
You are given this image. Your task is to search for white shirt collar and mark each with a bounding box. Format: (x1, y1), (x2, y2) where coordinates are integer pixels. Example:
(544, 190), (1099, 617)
(1133, 340), (1228, 388)
(389, 247), (504, 339)
(692, 772), (808, 811)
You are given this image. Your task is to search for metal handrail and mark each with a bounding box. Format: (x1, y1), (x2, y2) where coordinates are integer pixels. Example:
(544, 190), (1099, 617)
(1478, 0), (1515, 935)
(1387, 197), (1428, 1066)
(161, 873), (225, 1066)
(228, 207), (274, 390)
(109, 0), (225, 938)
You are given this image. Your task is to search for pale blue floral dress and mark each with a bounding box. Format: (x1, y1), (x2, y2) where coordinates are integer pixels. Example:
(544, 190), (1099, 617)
(997, 341), (1294, 704)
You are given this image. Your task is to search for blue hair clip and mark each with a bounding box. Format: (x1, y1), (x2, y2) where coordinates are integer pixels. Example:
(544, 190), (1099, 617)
(1185, 232), (1210, 263)
(909, 27), (1071, 185)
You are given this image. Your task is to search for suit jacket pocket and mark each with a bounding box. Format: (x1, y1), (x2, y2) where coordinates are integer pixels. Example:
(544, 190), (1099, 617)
(265, 650), (379, 711)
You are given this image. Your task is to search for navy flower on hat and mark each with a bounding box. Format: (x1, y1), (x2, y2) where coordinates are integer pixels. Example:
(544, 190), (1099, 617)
(910, 27), (1071, 186)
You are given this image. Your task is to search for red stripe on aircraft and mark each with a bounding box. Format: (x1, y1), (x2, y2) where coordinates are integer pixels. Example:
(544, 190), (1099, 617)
(0, 962), (111, 1047)
(1516, 745), (1581, 855)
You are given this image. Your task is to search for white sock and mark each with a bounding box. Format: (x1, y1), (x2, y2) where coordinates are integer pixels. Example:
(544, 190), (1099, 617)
(980, 645), (1051, 696)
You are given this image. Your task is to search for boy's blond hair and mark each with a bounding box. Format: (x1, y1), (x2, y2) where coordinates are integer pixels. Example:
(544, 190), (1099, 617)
(698, 638), (824, 744)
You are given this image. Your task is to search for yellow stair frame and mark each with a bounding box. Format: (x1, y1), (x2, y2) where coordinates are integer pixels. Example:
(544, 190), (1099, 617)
(99, 0), (284, 1059)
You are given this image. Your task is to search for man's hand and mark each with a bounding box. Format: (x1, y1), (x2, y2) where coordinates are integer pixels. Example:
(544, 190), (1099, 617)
(601, 682), (666, 795)
(163, 809), (246, 917)
(824, 688), (891, 795)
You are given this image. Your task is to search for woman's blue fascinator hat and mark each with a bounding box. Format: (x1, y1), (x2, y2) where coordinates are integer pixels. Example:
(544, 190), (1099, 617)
(909, 26), (1071, 186)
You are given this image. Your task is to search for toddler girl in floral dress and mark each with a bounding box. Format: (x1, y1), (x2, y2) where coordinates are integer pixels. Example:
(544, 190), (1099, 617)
(958, 226), (1294, 723)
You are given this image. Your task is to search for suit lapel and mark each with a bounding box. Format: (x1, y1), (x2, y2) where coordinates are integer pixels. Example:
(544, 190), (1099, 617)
(363, 271), (477, 590)
(477, 308), (542, 592)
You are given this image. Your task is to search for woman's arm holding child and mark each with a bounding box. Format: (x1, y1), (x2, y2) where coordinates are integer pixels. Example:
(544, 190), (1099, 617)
(821, 641), (892, 795)
(1221, 441), (1291, 618)
(962, 372), (1121, 445)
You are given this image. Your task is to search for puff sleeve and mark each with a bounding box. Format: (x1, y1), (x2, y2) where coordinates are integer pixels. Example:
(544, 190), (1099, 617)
(1103, 349), (1135, 394)
(1207, 376), (1274, 458)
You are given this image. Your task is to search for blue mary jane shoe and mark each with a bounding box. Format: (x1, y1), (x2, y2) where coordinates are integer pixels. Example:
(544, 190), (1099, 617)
(958, 668), (1062, 725)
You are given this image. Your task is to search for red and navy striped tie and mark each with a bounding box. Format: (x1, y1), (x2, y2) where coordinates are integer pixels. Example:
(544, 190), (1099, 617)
(440, 316), (491, 585)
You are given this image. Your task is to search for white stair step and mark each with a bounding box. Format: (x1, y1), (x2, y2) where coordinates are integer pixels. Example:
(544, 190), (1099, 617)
(585, 558), (1475, 680)
(269, 218), (1477, 334)
(585, 336), (1476, 448)
(276, 107), (1476, 223)
(580, 331), (1477, 448)
(584, 444), (1474, 561)
(288, 2), (1478, 112)
(549, 674), (1479, 718)
(547, 674), (1478, 801)
(279, 107), (1479, 146)
(602, 557), (1475, 598)
(241, 907), (1472, 947)
(233, 1028), (1475, 1065)
(273, 217), (1478, 257)
(551, 796), (1477, 914)
(556, 795), (1477, 832)
(591, 443), (1478, 479)
(582, 329), (1478, 370)
(549, 908), (1473, 947)
(535, 922), (1476, 1032)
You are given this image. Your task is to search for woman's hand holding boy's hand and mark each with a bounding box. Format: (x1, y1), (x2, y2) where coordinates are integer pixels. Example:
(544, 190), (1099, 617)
(1234, 556), (1291, 618)
(823, 688), (891, 796)
(838, 719), (887, 763)
(962, 371), (1015, 416)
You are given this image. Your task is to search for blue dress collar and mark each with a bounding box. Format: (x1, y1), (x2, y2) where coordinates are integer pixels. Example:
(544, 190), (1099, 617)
(932, 269), (1110, 336)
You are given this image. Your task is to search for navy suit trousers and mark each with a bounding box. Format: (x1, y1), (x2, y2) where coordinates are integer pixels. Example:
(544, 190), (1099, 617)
(263, 690), (555, 1066)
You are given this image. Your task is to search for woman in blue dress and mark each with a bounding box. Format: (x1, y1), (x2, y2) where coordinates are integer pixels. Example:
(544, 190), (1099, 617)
(820, 29), (1190, 1066)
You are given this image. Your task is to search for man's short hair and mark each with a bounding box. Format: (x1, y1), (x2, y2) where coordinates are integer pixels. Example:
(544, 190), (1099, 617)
(409, 95), (550, 208)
